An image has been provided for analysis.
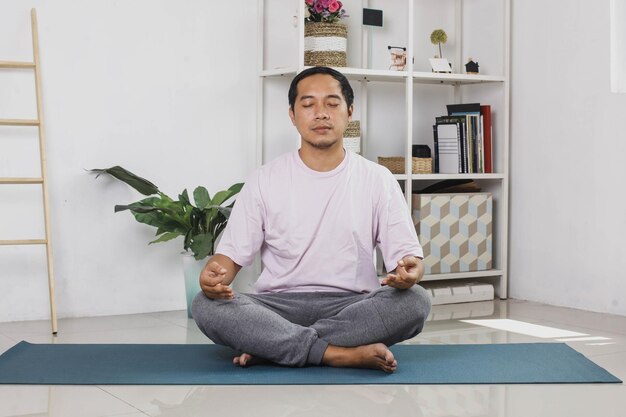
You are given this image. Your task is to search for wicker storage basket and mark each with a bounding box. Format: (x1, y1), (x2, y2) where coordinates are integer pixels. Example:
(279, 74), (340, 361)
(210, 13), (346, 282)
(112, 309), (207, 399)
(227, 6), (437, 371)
(343, 120), (361, 153)
(304, 22), (348, 67)
(378, 156), (433, 174)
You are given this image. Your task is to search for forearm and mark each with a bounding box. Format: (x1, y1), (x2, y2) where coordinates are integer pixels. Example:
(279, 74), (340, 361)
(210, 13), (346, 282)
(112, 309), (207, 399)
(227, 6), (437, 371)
(204, 253), (241, 285)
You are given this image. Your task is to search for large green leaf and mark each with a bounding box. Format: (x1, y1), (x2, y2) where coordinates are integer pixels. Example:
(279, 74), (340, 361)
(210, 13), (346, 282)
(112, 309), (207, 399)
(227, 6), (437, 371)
(149, 232), (181, 244)
(90, 166), (159, 196)
(179, 189), (190, 206)
(210, 182), (244, 206)
(189, 232), (214, 260)
(193, 186), (211, 209)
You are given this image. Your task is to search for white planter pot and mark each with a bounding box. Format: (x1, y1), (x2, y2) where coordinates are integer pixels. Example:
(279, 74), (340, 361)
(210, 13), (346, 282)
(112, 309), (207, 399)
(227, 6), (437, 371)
(182, 253), (204, 318)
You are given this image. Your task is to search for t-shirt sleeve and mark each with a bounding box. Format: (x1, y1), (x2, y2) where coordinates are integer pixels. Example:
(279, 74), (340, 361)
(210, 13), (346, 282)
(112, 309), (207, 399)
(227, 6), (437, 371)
(375, 170), (424, 273)
(215, 170), (265, 267)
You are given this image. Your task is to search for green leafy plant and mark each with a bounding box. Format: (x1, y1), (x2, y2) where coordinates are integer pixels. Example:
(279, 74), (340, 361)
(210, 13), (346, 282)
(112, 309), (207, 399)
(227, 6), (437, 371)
(430, 29), (448, 59)
(90, 166), (243, 260)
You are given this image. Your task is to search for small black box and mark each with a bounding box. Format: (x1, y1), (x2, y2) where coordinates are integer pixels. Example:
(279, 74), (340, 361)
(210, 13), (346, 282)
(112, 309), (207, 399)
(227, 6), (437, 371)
(363, 8), (383, 27)
(412, 145), (431, 158)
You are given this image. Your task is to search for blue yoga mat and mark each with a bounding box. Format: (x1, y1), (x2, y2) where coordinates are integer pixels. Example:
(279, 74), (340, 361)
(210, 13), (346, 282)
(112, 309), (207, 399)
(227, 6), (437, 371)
(0, 341), (620, 385)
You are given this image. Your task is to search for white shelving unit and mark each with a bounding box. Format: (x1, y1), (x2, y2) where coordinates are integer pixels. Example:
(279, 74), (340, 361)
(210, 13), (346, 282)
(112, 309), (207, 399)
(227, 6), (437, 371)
(257, 0), (510, 298)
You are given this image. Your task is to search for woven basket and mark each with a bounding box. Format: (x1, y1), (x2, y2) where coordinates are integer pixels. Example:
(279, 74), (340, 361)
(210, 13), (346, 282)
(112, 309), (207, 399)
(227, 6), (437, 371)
(304, 22), (347, 67)
(343, 120), (361, 153)
(378, 156), (433, 174)
(344, 120), (360, 137)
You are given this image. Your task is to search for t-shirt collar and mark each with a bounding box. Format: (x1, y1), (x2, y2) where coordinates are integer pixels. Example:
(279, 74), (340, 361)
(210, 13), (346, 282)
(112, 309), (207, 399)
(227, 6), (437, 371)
(295, 148), (350, 177)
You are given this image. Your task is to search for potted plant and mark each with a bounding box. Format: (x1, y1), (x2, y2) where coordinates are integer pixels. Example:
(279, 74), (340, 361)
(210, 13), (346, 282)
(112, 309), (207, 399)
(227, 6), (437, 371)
(429, 29), (452, 73)
(304, 0), (349, 67)
(90, 166), (243, 317)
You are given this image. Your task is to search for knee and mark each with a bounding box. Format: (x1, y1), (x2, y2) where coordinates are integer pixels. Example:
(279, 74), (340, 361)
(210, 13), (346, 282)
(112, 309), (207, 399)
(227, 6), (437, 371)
(405, 285), (432, 329)
(387, 285), (432, 337)
(191, 291), (227, 343)
(191, 291), (208, 321)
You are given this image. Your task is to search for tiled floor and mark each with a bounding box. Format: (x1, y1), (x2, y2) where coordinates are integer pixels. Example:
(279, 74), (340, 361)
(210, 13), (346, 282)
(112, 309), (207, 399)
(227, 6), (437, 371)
(0, 299), (624, 417)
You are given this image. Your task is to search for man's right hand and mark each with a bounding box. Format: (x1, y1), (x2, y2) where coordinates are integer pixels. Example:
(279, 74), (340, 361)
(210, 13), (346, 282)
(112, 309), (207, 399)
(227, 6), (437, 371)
(200, 261), (234, 300)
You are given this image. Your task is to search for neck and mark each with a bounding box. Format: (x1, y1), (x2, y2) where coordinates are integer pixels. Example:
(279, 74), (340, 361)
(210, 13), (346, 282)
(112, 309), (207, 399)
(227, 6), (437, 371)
(298, 141), (345, 172)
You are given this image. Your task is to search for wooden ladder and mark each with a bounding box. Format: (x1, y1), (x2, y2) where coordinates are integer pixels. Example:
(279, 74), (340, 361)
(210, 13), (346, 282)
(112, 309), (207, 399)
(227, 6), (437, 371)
(0, 9), (58, 334)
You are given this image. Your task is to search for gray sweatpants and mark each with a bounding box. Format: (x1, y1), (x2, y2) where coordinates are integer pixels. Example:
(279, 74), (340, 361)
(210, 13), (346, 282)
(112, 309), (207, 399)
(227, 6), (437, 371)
(192, 285), (432, 367)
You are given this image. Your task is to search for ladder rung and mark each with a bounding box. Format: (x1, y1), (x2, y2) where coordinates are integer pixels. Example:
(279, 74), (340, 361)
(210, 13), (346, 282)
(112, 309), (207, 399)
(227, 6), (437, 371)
(0, 119), (40, 126)
(0, 239), (47, 246)
(0, 177), (44, 184)
(0, 60), (35, 69)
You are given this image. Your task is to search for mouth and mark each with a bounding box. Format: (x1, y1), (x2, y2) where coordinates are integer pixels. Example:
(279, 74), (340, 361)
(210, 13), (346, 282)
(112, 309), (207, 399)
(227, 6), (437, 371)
(312, 125), (332, 133)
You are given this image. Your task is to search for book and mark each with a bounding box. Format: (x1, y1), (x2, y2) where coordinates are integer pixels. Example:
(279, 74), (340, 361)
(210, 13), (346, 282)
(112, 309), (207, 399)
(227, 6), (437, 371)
(432, 125), (439, 173)
(447, 103), (481, 173)
(436, 116), (466, 173)
(435, 117), (465, 174)
(480, 105), (493, 173)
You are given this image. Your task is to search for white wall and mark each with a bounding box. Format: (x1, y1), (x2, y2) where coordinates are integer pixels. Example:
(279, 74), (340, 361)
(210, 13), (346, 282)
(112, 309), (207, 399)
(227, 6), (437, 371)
(3, 0), (626, 322)
(0, 1), (258, 321)
(510, 0), (626, 316)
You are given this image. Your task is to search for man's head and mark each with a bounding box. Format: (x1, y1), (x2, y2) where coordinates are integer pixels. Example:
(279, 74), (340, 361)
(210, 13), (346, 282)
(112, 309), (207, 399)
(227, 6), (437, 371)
(288, 67), (354, 151)
(288, 66), (354, 112)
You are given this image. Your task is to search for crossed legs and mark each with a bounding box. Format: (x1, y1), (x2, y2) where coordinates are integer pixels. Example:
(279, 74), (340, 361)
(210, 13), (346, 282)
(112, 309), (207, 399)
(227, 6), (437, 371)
(192, 285), (431, 372)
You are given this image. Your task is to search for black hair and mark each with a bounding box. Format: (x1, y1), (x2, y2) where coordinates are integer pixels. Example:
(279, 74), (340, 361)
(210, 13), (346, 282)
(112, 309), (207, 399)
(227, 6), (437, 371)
(288, 66), (354, 112)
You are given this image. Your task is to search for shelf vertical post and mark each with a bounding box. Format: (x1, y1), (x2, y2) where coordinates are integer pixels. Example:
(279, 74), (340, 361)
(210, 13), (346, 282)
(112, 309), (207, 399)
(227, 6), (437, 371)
(499, 0), (511, 299)
(256, 0), (265, 169)
(405, 0), (414, 205)
(297, 0), (305, 71)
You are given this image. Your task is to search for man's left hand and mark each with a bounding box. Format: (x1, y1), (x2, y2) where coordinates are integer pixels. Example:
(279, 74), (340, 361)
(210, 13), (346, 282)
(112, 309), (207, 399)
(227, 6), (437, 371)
(381, 256), (424, 289)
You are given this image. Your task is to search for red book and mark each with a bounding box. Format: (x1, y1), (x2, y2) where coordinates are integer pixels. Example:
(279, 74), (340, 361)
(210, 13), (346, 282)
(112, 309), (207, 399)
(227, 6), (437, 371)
(480, 105), (493, 173)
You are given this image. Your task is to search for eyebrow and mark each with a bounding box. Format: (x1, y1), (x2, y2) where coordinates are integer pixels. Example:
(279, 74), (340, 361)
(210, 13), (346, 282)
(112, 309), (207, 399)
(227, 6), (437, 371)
(299, 94), (343, 101)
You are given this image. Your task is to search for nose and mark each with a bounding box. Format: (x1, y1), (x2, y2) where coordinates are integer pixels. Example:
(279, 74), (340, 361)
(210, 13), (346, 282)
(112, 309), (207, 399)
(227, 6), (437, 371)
(315, 108), (329, 120)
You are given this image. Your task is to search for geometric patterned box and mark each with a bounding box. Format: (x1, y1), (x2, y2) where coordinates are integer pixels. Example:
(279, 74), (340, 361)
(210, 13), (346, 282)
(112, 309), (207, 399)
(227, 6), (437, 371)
(412, 193), (492, 274)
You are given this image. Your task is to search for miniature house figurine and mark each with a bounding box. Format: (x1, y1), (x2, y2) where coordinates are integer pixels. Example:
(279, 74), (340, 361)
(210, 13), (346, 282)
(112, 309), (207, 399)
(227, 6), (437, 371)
(465, 58), (480, 74)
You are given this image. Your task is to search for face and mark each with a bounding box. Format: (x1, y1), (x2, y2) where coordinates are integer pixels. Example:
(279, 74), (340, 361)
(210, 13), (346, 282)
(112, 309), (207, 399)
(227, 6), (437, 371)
(289, 74), (353, 150)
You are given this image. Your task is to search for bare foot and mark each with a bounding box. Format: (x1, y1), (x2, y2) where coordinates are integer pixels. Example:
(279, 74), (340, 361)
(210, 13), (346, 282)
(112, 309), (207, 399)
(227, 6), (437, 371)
(322, 343), (397, 373)
(232, 353), (268, 367)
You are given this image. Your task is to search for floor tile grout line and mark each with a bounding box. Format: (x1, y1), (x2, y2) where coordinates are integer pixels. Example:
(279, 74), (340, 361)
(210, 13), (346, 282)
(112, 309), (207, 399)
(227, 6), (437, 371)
(586, 348), (626, 359)
(97, 386), (153, 416)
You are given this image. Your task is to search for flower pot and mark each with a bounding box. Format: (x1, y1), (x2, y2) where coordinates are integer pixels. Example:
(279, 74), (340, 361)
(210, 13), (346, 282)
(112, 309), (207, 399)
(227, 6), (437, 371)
(182, 253), (205, 318)
(304, 22), (347, 67)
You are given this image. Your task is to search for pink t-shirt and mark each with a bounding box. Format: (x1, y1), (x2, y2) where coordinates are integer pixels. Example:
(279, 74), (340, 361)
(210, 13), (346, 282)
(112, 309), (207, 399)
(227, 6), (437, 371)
(216, 149), (423, 294)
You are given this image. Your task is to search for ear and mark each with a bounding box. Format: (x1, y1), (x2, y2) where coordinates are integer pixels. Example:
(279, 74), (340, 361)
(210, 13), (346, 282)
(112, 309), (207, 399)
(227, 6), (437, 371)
(288, 106), (296, 125)
(347, 104), (354, 121)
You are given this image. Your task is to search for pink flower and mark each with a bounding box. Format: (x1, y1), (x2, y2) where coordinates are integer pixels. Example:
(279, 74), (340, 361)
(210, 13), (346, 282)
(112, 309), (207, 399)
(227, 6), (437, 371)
(337, 1), (342, 9)
(314, 1), (324, 13)
(328, 0), (340, 13)
(319, 0), (332, 8)
(306, 0), (314, 4)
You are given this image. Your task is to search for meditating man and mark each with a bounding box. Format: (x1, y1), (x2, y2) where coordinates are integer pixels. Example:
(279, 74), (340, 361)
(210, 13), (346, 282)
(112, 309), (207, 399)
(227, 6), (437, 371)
(192, 66), (431, 373)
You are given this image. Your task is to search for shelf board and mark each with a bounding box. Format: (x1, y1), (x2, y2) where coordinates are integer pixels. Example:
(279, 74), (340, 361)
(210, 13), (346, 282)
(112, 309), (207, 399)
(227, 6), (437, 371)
(388, 173), (504, 180)
(422, 269), (504, 282)
(413, 71), (506, 85)
(261, 66), (409, 82)
(261, 68), (505, 85)
(411, 173), (505, 180)
(330, 67), (408, 82)
(260, 67), (297, 78)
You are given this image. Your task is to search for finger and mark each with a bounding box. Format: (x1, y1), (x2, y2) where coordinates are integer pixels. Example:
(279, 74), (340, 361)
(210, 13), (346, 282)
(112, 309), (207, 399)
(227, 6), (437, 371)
(203, 284), (233, 299)
(386, 273), (413, 289)
(208, 261), (227, 274)
(399, 256), (418, 268)
(201, 274), (225, 286)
